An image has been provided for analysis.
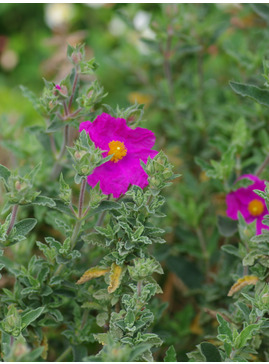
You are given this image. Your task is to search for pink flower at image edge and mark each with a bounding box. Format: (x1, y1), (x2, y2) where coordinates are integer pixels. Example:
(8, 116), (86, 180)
(79, 113), (158, 198)
(226, 174), (269, 235)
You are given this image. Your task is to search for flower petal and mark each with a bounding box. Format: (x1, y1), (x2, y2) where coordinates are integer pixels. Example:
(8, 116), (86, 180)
(87, 154), (155, 198)
(226, 192), (241, 220)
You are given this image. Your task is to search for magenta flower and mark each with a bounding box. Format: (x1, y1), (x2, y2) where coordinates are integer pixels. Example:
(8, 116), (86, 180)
(55, 84), (61, 91)
(79, 113), (158, 198)
(226, 174), (269, 235)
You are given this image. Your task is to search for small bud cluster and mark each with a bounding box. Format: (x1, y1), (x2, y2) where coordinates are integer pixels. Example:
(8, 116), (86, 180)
(143, 151), (179, 195)
(7, 173), (40, 205)
(67, 129), (111, 184)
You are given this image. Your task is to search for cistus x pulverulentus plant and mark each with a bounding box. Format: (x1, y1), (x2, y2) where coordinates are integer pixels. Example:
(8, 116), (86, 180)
(189, 64), (269, 362)
(0, 44), (178, 362)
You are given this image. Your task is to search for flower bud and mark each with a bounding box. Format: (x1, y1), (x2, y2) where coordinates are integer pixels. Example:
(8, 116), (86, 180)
(15, 181), (21, 190)
(163, 168), (173, 179)
(71, 52), (82, 64)
(81, 167), (89, 175)
(74, 150), (87, 160)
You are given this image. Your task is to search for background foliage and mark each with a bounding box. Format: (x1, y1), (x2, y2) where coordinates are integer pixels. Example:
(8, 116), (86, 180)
(1, 3), (269, 361)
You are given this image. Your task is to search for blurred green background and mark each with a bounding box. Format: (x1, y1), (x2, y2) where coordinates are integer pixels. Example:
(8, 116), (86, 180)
(1, 3), (269, 361)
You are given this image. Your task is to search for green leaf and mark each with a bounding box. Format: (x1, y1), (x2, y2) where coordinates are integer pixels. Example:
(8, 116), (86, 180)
(72, 345), (88, 362)
(230, 81), (269, 108)
(195, 157), (213, 173)
(200, 342), (222, 362)
(129, 344), (153, 362)
(164, 345), (177, 362)
(20, 346), (44, 361)
(234, 324), (260, 349)
(251, 4), (269, 23)
(221, 244), (241, 258)
(0, 164), (11, 185)
(20, 85), (41, 113)
(216, 314), (233, 342)
(13, 218), (37, 236)
(21, 307), (45, 329)
(96, 312), (108, 327)
(89, 200), (121, 216)
(46, 119), (64, 132)
(217, 216), (237, 237)
(82, 232), (106, 247)
(32, 195), (56, 207)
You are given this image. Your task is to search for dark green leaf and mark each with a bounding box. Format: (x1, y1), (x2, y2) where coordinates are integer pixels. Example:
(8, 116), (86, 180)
(230, 81), (269, 108)
(72, 345), (88, 362)
(14, 218), (37, 237)
(82, 232), (106, 247)
(221, 244), (240, 258)
(217, 216), (238, 237)
(166, 256), (203, 289)
(251, 4), (269, 22)
(46, 119), (64, 132)
(88, 200), (121, 216)
(200, 342), (222, 362)
(21, 307), (45, 329)
(0, 164), (11, 184)
(32, 195), (56, 207)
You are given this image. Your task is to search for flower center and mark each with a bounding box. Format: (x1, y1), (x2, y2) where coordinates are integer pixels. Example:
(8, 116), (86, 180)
(108, 140), (127, 163)
(248, 199), (264, 217)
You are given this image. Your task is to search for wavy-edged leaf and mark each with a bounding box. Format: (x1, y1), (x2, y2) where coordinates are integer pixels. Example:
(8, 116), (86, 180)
(230, 81), (269, 108)
(76, 266), (110, 284)
(13, 218), (37, 237)
(108, 263), (124, 294)
(32, 195), (56, 207)
(21, 307), (45, 329)
(227, 275), (258, 297)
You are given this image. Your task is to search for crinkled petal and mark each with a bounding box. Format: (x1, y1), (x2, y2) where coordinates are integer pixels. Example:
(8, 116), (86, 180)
(238, 174), (260, 183)
(87, 154), (155, 198)
(121, 127), (156, 153)
(79, 113), (127, 151)
(226, 192), (253, 222)
(226, 192), (240, 220)
(236, 188), (263, 206)
(79, 113), (156, 153)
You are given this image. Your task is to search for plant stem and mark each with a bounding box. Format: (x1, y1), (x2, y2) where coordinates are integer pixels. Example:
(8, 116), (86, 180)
(68, 69), (79, 112)
(55, 346), (72, 362)
(78, 178), (87, 219)
(50, 68), (79, 181)
(55, 178), (87, 274)
(137, 280), (142, 297)
(255, 151), (269, 177)
(50, 125), (69, 180)
(6, 205), (19, 236)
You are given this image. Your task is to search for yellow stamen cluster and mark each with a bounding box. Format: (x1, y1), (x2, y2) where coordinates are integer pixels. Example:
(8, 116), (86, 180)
(248, 199), (264, 217)
(108, 140), (127, 163)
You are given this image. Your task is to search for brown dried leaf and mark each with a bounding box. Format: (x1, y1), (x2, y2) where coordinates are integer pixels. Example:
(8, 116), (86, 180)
(227, 275), (258, 297)
(76, 266), (110, 285)
(108, 263), (123, 294)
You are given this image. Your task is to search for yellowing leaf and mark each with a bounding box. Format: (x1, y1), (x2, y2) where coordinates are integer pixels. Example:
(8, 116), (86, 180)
(227, 275), (258, 297)
(76, 266), (110, 285)
(190, 312), (203, 335)
(108, 263), (123, 294)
